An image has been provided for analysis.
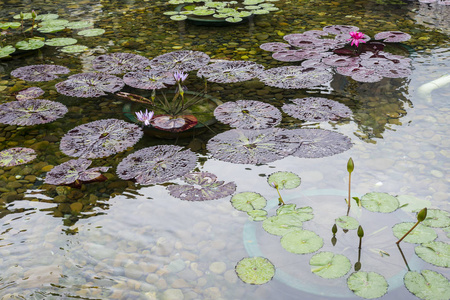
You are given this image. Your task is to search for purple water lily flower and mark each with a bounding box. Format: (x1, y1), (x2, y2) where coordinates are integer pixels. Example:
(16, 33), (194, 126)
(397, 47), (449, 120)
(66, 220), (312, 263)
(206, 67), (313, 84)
(135, 109), (154, 126)
(173, 71), (188, 83)
(348, 31), (366, 47)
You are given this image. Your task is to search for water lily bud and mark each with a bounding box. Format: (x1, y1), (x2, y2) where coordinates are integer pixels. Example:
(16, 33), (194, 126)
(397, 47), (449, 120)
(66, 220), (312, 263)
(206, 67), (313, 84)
(332, 224), (337, 235)
(357, 225), (364, 238)
(331, 236), (337, 246)
(20, 12), (24, 19)
(347, 157), (354, 173)
(354, 261), (361, 271)
(417, 207), (427, 222)
(31, 10), (37, 19)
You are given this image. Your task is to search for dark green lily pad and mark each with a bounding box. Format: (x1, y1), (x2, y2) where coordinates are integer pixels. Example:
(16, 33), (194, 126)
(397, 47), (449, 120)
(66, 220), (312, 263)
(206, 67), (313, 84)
(422, 209), (450, 228)
(415, 241), (450, 268)
(0, 99), (68, 126)
(15, 38), (45, 50)
(347, 272), (388, 299)
(235, 257), (275, 285)
(335, 216), (359, 230)
(231, 192), (267, 212)
(360, 192), (399, 213)
(404, 270), (450, 300)
(392, 222), (437, 244)
(45, 38), (78, 47)
(0, 45), (16, 58)
(78, 28), (105, 36)
(280, 230), (323, 254)
(60, 45), (88, 53)
(310, 251), (351, 279)
(267, 171), (301, 189)
(0, 147), (37, 167)
(263, 214), (305, 236)
(397, 195), (431, 213)
(247, 209), (268, 221)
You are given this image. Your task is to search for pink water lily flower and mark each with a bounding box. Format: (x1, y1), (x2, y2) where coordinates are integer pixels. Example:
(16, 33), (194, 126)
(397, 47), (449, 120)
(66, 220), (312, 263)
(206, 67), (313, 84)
(173, 71), (188, 83)
(348, 31), (366, 47)
(135, 109), (154, 126)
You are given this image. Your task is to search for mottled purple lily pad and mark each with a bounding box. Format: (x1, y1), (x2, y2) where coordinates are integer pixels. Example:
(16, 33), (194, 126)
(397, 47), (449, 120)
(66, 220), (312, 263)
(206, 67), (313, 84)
(60, 119), (143, 159)
(282, 97), (352, 122)
(44, 158), (110, 185)
(214, 100), (281, 129)
(0, 147), (36, 167)
(374, 31), (411, 43)
(11, 64), (70, 82)
(123, 69), (176, 90)
(272, 49), (326, 62)
(323, 25), (359, 35)
(92, 52), (152, 74)
(151, 115), (198, 132)
(55, 72), (125, 98)
(167, 172), (236, 201)
(336, 65), (383, 82)
(15, 87), (45, 100)
(377, 67), (412, 78)
(197, 61), (264, 83)
(0, 99), (68, 126)
(287, 129), (353, 158)
(150, 50), (210, 72)
(301, 59), (330, 70)
(207, 128), (300, 164)
(257, 66), (333, 89)
(283, 34), (339, 50)
(322, 54), (361, 67)
(259, 42), (292, 52)
(116, 145), (197, 185)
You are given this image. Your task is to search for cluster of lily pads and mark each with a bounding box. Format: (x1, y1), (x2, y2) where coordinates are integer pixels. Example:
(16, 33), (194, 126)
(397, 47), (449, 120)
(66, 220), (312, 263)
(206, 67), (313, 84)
(230, 170), (450, 299)
(260, 25), (413, 83)
(165, 0), (279, 23)
(0, 11), (105, 58)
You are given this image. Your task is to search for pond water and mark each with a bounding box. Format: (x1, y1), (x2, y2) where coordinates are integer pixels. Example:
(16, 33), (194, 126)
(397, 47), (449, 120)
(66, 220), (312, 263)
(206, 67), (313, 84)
(0, 0), (449, 299)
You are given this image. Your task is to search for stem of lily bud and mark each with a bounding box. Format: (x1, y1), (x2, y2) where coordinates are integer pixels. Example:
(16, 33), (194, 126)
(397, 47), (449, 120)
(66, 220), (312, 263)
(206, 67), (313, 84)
(396, 221), (419, 245)
(396, 208), (427, 245)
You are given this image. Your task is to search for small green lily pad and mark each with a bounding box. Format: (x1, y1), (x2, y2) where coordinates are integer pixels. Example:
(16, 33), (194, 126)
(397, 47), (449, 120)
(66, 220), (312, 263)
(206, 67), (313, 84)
(78, 28), (105, 36)
(392, 222), (437, 244)
(231, 192), (267, 212)
(235, 257), (275, 285)
(347, 272), (388, 299)
(66, 21), (92, 29)
(37, 25), (66, 33)
(13, 13), (33, 20)
(226, 17), (243, 23)
(310, 252), (351, 279)
(0, 22), (21, 29)
(247, 209), (267, 221)
(268, 171), (301, 189)
(281, 230), (323, 254)
(335, 216), (359, 230)
(60, 45), (88, 53)
(415, 241), (450, 267)
(35, 13), (59, 21)
(276, 204), (313, 220)
(404, 270), (450, 300)
(0, 46), (16, 58)
(170, 15), (188, 21)
(45, 38), (78, 47)
(422, 209), (450, 228)
(39, 19), (69, 27)
(361, 192), (399, 213)
(397, 195), (431, 212)
(15, 39), (45, 50)
(263, 213), (305, 236)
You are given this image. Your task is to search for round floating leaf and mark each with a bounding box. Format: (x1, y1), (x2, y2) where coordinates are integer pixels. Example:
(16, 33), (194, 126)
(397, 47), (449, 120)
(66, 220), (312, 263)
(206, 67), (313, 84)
(197, 61), (264, 83)
(55, 72), (124, 98)
(60, 119), (143, 159)
(310, 252), (351, 279)
(247, 209), (268, 221)
(0, 99), (68, 126)
(360, 192), (399, 213)
(123, 69), (176, 90)
(213, 100), (281, 129)
(281, 230), (323, 254)
(259, 42), (291, 52)
(374, 31), (411, 43)
(78, 28), (105, 36)
(267, 171), (301, 189)
(16, 87), (45, 100)
(37, 25), (65, 33)
(0, 22), (21, 29)
(392, 222), (437, 244)
(150, 50), (210, 72)
(235, 257), (275, 285)
(116, 145), (197, 185)
(15, 38), (45, 50)
(257, 66), (333, 89)
(335, 216), (359, 230)
(39, 19), (69, 27)
(415, 241), (450, 267)
(347, 272), (388, 299)
(167, 172), (236, 201)
(92, 52), (151, 74)
(404, 270), (450, 300)
(0, 147), (37, 167)
(231, 192), (267, 212)
(397, 195), (431, 213)
(151, 115), (198, 133)
(276, 205), (313, 221)
(282, 97), (352, 122)
(11, 64), (70, 82)
(170, 15), (188, 21)
(60, 45), (88, 53)
(0, 45), (16, 58)
(13, 13), (33, 20)
(422, 209), (450, 228)
(65, 21), (92, 29)
(45, 37), (78, 46)
(263, 214), (305, 236)
(45, 158), (109, 185)
(35, 13), (59, 21)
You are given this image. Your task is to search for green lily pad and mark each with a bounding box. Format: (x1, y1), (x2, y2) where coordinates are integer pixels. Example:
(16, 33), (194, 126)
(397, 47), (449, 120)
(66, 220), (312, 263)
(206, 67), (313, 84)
(0, 46), (16, 58)
(39, 19), (69, 27)
(263, 213), (305, 236)
(66, 21), (92, 29)
(392, 222), (437, 244)
(280, 230), (323, 254)
(225, 16), (243, 23)
(422, 209), (450, 228)
(164, 11), (180, 16)
(35, 13), (59, 21)
(276, 204), (313, 220)
(247, 209), (268, 221)
(231, 192), (267, 212)
(415, 241), (450, 267)
(78, 28), (105, 37)
(0, 22), (21, 29)
(335, 216), (359, 230)
(45, 38), (78, 46)
(310, 251), (351, 279)
(13, 13), (33, 20)
(444, 226), (450, 239)
(170, 15), (188, 21)
(347, 272), (388, 299)
(252, 9), (270, 15)
(397, 195), (431, 212)
(37, 25), (65, 33)
(267, 171), (301, 189)
(60, 45), (88, 53)
(15, 38), (45, 50)
(404, 270), (450, 300)
(360, 192), (399, 213)
(235, 257), (275, 285)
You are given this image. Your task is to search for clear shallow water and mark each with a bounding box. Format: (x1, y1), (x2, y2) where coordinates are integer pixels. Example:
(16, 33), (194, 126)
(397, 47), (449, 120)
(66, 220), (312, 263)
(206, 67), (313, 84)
(0, 0), (449, 299)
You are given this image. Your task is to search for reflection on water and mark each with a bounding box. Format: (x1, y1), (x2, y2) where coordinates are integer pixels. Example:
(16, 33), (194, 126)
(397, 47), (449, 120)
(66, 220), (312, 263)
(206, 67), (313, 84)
(0, 0), (449, 298)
